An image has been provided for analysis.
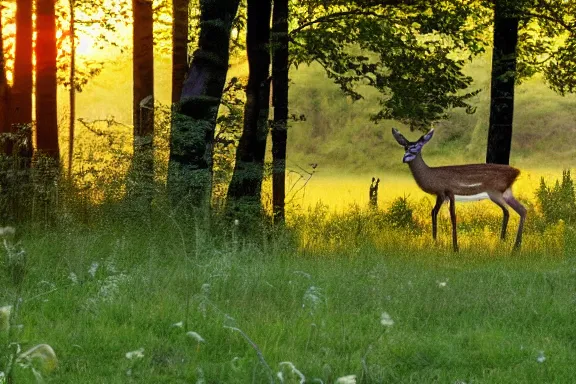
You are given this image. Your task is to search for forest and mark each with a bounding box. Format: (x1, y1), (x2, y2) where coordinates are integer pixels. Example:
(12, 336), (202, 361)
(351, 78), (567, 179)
(1, 0), (576, 382)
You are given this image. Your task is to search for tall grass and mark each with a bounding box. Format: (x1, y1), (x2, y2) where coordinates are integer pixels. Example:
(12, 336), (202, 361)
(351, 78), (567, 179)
(0, 183), (574, 383)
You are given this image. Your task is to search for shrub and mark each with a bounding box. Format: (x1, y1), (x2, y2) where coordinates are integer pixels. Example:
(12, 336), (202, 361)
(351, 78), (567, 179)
(384, 196), (416, 229)
(535, 169), (576, 224)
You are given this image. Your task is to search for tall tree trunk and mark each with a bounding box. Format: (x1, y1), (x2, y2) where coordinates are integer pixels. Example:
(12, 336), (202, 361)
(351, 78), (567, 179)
(68, 0), (76, 179)
(12, 0), (33, 161)
(36, 0), (60, 160)
(172, 0), (188, 104)
(0, 12), (10, 139)
(486, 0), (519, 165)
(226, 0), (272, 212)
(167, 0), (240, 209)
(132, 0), (155, 202)
(0, 13), (15, 222)
(271, 0), (288, 224)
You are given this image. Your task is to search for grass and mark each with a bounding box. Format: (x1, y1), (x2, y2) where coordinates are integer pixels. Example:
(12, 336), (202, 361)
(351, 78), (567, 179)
(1, 200), (575, 383)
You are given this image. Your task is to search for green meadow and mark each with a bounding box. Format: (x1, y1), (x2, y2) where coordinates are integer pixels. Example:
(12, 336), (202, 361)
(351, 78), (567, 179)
(1, 212), (574, 383)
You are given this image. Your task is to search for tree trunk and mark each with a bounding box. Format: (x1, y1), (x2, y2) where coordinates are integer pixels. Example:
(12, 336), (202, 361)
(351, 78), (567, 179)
(172, 0), (188, 104)
(271, 0), (288, 224)
(0, 14), (15, 222)
(36, 0), (60, 161)
(68, 0), (76, 178)
(486, 0), (519, 165)
(12, 0), (34, 161)
(226, 0), (272, 212)
(167, 0), (240, 209)
(132, 0), (155, 202)
(0, 12), (10, 139)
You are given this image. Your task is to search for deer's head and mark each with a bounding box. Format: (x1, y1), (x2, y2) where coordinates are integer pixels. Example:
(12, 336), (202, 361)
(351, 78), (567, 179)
(392, 128), (434, 163)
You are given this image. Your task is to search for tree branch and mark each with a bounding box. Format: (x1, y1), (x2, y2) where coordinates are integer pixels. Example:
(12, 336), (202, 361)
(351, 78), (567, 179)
(290, 10), (385, 36)
(517, 1), (575, 33)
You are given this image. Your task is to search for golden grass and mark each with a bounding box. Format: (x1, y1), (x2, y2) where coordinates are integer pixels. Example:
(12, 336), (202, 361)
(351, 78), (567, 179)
(286, 168), (568, 256)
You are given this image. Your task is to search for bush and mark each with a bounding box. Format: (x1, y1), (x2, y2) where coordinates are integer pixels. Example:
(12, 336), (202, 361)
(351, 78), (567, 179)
(535, 169), (576, 224)
(384, 196), (416, 229)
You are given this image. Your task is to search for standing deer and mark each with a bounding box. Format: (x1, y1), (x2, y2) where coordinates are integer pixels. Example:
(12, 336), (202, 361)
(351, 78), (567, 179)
(392, 128), (526, 252)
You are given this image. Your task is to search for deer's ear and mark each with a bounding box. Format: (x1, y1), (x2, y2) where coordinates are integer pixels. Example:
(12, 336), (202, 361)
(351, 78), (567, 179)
(392, 128), (409, 146)
(419, 128), (434, 144)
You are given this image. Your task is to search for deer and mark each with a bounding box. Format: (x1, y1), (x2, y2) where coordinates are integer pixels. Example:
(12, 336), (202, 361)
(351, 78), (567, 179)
(391, 128), (526, 252)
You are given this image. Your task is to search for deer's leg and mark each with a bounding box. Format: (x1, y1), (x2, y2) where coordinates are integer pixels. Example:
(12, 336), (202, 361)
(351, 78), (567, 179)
(503, 189), (527, 250)
(447, 192), (458, 252)
(488, 192), (509, 240)
(431, 195), (444, 240)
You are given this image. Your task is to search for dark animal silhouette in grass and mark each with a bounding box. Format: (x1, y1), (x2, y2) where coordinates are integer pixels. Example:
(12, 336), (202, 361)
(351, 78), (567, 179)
(392, 128), (526, 252)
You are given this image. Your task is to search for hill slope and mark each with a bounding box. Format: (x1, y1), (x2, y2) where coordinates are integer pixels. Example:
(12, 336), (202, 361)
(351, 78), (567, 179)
(287, 56), (576, 172)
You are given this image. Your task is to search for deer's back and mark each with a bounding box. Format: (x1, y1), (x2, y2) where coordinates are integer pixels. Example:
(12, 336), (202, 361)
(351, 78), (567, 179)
(428, 163), (520, 195)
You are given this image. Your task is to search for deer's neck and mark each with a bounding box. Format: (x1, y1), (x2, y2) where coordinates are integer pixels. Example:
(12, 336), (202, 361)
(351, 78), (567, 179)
(407, 153), (434, 192)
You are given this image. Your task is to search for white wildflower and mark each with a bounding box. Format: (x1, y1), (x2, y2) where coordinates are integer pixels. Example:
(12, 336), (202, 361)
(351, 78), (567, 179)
(234, 219), (239, 226)
(38, 280), (56, 290)
(0, 226), (15, 237)
(94, 273), (131, 303)
(303, 286), (324, 314)
(187, 331), (205, 343)
(335, 375), (357, 384)
(17, 344), (58, 372)
(223, 314), (236, 327)
(201, 283), (211, 296)
(88, 262), (99, 278)
(68, 272), (78, 284)
(196, 367), (206, 384)
(537, 351), (546, 363)
(125, 348), (144, 360)
(437, 280), (448, 288)
(293, 270), (312, 279)
(278, 361), (305, 383)
(0, 306), (12, 332)
(230, 356), (241, 371)
(105, 259), (118, 274)
(171, 321), (184, 328)
(380, 312), (394, 327)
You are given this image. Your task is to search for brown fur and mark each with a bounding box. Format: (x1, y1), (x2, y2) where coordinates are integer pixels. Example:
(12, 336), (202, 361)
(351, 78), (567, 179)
(392, 127), (526, 251)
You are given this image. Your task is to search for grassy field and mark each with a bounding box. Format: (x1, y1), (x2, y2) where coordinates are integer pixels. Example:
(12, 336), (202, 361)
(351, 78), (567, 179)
(1, 191), (575, 383)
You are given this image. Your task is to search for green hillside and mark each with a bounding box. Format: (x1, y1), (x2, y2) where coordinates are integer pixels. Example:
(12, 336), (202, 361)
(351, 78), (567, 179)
(287, 56), (576, 173)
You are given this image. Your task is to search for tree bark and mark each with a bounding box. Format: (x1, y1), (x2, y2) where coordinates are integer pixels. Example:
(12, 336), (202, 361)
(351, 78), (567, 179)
(226, 0), (272, 211)
(167, 0), (240, 209)
(36, 0), (60, 160)
(271, 0), (288, 223)
(486, 0), (519, 165)
(132, 0), (155, 202)
(172, 0), (188, 104)
(12, 0), (34, 160)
